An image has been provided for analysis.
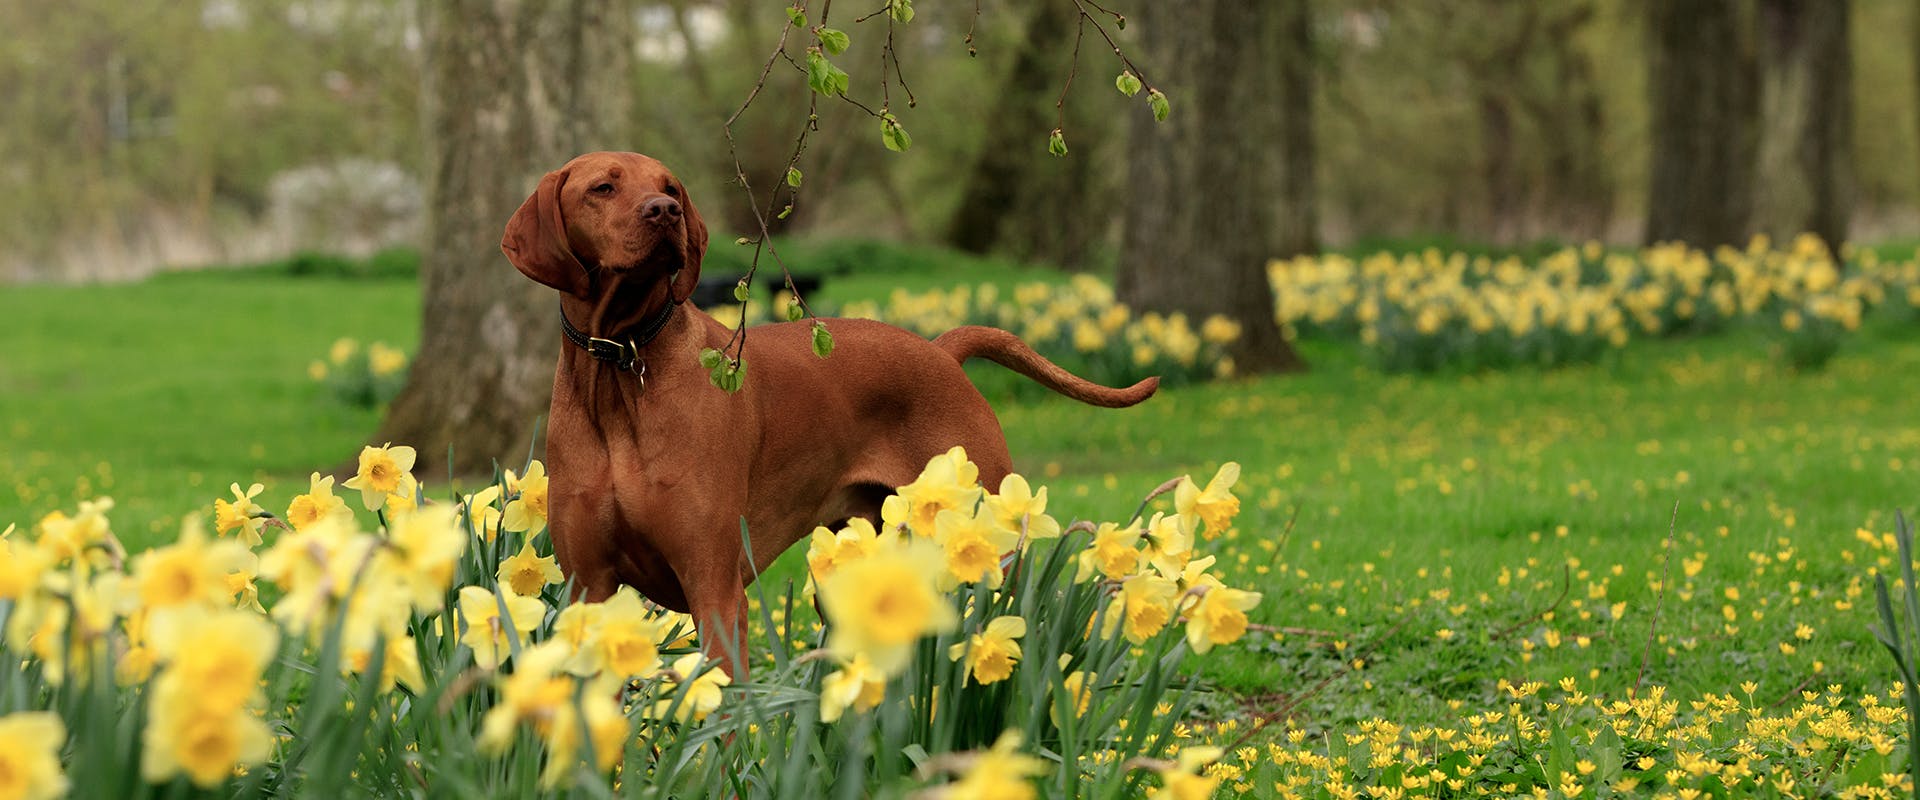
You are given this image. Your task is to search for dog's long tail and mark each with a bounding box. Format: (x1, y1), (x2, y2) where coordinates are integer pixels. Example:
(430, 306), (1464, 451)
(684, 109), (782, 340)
(934, 325), (1158, 408)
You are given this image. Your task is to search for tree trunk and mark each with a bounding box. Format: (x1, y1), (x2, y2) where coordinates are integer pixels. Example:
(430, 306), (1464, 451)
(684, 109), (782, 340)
(1644, 0), (1759, 247)
(1116, 0), (1307, 375)
(372, 0), (633, 475)
(1754, 0), (1852, 248)
(944, 0), (1101, 269)
(1273, 0), (1319, 257)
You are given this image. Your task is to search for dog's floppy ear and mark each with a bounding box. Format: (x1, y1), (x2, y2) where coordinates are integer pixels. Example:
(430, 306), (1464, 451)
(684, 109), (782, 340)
(502, 168), (591, 298)
(671, 189), (709, 302)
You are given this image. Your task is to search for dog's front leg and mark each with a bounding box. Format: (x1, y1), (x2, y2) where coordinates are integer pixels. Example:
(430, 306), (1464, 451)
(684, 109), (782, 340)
(676, 553), (749, 682)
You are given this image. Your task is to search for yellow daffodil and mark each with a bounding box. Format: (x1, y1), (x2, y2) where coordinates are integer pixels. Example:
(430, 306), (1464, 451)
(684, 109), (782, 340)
(0, 535), (49, 600)
(380, 505), (466, 611)
(131, 521), (253, 615)
(346, 635), (425, 693)
(0, 712), (68, 800)
(818, 539), (956, 677)
(820, 651), (888, 723)
(212, 482), (267, 547)
(498, 539), (565, 597)
(1175, 462), (1241, 538)
(502, 460), (550, 533)
(1183, 584), (1262, 654)
(570, 587), (664, 680)
(1075, 521), (1144, 583)
(463, 485), (504, 542)
(1142, 512), (1195, 578)
(1149, 746), (1223, 800)
(650, 653), (732, 723)
(890, 446), (984, 536)
(985, 474), (1060, 540)
(807, 517), (889, 581)
(1051, 662), (1096, 728)
(940, 731), (1048, 799)
(342, 442), (417, 511)
(933, 508), (1021, 590)
(457, 585), (546, 669)
(948, 615), (1026, 685)
(285, 472), (350, 531)
(142, 608), (279, 787)
(1105, 574), (1179, 644)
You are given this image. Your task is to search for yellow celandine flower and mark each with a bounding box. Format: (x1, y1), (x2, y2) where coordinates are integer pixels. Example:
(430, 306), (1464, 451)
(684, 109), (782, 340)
(212, 482), (267, 547)
(948, 615), (1026, 686)
(502, 460), (551, 533)
(1075, 521), (1144, 583)
(458, 585), (547, 669)
(888, 446), (984, 536)
(818, 538), (957, 677)
(984, 474), (1061, 540)
(498, 539), (565, 598)
(1105, 574), (1179, 645)
(650, 653), (733, 723)
(342, 442), (417, 511)
(0, 712), (68, 800)
(285, 472), (351, 532)
(1184, 584), (1262, 655)
(142, 608), (278, 787)
(807, 517), (890, 581)
(1149, 746), (1224, 800)
(463, 485), (504, 542)
(569, 587), (665, 680)
(933, 509), (1021, 590)
(380, 505), (467, 612)
(1175, 463), (1241, 539)
(820, 651), (888, 723)
(938, 731), (1049, 800)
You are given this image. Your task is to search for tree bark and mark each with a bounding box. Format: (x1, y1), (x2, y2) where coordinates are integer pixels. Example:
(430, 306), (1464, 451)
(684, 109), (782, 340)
(372, 0), (633, 475)
(1273, 0), (1319, 257)
(1754, 0), (1852, 247)
(944, 0), (1102, 269)
(1644, 0), (1759, 247)
(1116, 0), (1308, 375)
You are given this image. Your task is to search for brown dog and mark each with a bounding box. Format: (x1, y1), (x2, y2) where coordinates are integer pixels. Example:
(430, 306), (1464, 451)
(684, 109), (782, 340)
(501, 151), (1156, 677)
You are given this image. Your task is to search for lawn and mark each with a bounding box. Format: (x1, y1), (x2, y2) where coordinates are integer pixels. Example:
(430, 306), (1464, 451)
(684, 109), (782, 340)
(3, 244), (1917, 741)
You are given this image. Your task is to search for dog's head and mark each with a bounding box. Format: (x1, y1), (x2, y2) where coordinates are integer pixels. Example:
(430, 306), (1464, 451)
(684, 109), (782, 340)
(501, 151), (709, 300)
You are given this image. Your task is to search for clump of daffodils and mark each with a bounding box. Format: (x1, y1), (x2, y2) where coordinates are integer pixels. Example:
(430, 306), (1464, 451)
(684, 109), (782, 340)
(0, 442), (1266, 797)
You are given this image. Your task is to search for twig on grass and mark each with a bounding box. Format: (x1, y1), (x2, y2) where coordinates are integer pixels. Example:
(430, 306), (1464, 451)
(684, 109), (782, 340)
(1634, 501), (1681, 698)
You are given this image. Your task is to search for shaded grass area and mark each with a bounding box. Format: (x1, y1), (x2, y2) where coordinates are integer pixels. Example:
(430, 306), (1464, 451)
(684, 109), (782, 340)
(3, 244), (1917, 734)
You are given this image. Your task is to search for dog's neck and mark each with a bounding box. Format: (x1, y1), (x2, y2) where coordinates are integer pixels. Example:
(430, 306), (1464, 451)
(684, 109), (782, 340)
(561, 270), (682, 345)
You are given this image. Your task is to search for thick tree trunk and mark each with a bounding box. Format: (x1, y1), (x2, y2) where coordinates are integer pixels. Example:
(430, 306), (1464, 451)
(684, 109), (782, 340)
(1644, 0), (1759, 247)
(944, 0), (1101, 269)
(1754, 0), (1852, 247)
(373, 0), (632, 475)
(1273, 0), (1318, 257)
(1116, 0), (1307, 375)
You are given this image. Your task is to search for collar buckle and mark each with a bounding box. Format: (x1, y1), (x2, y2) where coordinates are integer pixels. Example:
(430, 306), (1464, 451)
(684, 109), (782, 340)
(586, 337), (640, 373)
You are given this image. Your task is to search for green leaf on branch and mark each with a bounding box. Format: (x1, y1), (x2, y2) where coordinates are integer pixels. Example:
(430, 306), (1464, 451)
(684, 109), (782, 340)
(1116, 71), (1143, 97)
(1148, 89), (1170, 122)
(888, 0), (915, 23)
(785, 300), (805, 322)
(777, 204), (794, 220)
(817, 27), (850, 56)
(698, 348), (726, 370)
(710, 358), (746, 394)
(880, 113), (912, 153)
(806, 50), (849, 97)
(786, 5), (805, 26)
(785, 167), (803, 188)
(811, 321), (835, 358)
(733, 279), (750, 302)
(1047, 129), (1068, 157)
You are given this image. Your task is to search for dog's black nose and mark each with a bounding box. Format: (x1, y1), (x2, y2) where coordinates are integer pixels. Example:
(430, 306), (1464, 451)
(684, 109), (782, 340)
(642, 196), (682, 223)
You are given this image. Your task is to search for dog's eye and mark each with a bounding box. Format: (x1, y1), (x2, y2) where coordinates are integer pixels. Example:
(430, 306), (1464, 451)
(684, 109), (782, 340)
(590, 183), (615, 195)
(663, 184), (680, 198)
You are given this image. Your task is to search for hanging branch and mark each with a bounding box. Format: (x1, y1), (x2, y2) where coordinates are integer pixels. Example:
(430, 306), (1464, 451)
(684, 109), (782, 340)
(700, 0), (1166, 393)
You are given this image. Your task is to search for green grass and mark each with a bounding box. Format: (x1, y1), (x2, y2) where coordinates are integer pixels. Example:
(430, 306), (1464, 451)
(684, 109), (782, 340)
(4, 245), (1917, 738)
